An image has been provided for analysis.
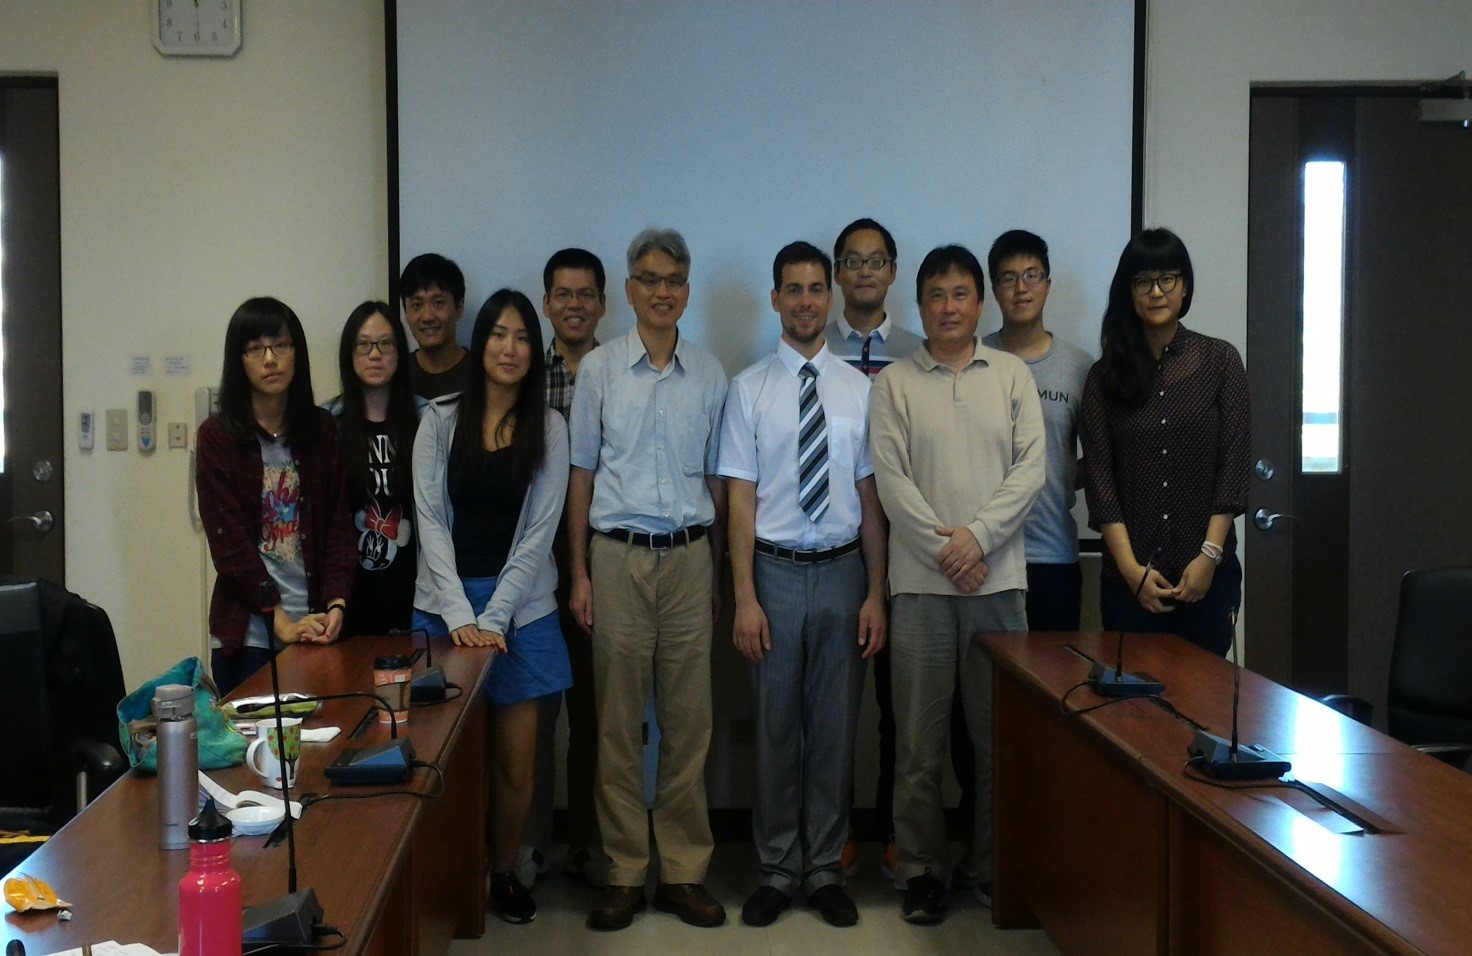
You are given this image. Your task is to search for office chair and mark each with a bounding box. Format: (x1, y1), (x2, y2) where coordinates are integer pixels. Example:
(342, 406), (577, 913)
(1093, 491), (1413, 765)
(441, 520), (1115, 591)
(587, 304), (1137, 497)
(0, 580), (127, 836)
(1323, 567), (1472, 767)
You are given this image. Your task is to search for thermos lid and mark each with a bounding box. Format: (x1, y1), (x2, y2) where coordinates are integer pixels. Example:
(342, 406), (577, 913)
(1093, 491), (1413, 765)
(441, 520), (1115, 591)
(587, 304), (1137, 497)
(189, 796), (233, 842)
(374, 655), (412, 669)
(152, 683), (195, 719)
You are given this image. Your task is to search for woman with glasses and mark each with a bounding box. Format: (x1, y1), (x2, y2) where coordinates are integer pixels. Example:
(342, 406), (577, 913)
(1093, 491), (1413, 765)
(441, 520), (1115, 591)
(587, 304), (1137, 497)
(326, 300), (423, 637)
(1080, 229), (1250, 656)
(411, 289), (572, 924)
(196, 297), (356, 694)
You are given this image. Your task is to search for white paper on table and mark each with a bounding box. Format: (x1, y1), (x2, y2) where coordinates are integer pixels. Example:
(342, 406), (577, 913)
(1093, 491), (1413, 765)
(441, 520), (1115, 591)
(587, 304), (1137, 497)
(42, 942), (176, 956)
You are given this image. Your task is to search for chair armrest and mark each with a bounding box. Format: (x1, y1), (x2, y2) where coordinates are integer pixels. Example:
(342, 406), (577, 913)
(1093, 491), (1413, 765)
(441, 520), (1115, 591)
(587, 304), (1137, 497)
(1412, 743), (1472, 768)
(1320, 694), (1373, 725)
(69, 738), (126, 785)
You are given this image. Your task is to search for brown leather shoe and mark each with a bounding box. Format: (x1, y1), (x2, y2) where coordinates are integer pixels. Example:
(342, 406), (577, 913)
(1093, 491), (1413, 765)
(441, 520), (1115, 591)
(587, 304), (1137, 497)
(653, 882), (727, 927)
(586, 885), (646, 931)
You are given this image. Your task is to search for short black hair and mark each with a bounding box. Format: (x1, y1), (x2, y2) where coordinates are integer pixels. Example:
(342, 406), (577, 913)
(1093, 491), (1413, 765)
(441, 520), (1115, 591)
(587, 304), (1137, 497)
(987, 230), (1051, 283)
(542, 248), (606, 298)
(399, 253), (466, 306)
(833, 217), (897, 262)
(771, 241), (832, 292)
(915, 245), (987, 304)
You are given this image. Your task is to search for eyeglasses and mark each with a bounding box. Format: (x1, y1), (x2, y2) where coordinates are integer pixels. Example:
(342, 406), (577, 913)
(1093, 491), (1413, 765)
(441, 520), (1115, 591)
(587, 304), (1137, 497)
(838, 255), (893, 272)
(997, 268), (1048, 290)
(550, 288), (601, 305)
(243, 340), (295, 361)
(630, 274), (689, 292)
(353, 338), (397, 356)
(1131, 272), (1183, 295)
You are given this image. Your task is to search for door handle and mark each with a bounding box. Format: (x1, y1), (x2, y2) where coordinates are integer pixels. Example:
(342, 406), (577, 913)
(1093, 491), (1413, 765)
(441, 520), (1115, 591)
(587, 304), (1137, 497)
(1253, 508), (1292, 532)
(9, 509), (56, 534)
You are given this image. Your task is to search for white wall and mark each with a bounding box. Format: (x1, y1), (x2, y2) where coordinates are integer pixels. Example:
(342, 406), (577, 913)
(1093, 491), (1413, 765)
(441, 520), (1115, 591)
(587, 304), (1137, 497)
(1144, 0), (1472, 346)
(1143, 0), (1472, 660)
(0, 1), (388, 686)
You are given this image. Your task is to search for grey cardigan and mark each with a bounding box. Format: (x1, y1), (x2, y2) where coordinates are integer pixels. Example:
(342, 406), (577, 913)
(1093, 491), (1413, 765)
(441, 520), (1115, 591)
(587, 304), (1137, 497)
(412, 402), (568, 636)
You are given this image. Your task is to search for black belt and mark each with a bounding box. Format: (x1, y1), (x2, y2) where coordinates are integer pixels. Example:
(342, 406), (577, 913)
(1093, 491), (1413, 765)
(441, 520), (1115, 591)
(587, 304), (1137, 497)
(755, 538), (861, 564)
(601, 525), (707, 550)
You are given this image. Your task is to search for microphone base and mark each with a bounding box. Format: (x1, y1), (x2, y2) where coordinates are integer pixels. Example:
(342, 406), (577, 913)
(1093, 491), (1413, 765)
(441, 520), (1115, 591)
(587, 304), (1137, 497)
(1188, 730), (1292, 780)
(410, 665), (447, 702)
(242, 887), (323, 947)
(324, 737), (416, 786)
(1088, 662), (1165, 698)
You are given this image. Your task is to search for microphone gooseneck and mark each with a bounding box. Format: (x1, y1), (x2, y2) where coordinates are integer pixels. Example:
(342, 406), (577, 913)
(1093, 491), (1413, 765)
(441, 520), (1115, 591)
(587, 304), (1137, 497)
(260, 583), (299, 895)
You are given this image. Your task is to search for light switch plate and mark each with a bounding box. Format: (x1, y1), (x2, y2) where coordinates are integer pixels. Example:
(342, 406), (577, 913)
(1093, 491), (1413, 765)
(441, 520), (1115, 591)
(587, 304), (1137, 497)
(105, 408), (128, 451)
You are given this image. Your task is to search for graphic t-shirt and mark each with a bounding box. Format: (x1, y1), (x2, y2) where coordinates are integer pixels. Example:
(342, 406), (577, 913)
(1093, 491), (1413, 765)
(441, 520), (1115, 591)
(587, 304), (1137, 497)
(241, 436), (309, 649)
(345, 420), (417, 635)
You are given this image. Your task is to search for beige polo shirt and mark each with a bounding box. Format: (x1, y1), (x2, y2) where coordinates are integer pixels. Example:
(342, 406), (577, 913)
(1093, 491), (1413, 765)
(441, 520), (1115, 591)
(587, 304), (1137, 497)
(868, 338), (1045, 597)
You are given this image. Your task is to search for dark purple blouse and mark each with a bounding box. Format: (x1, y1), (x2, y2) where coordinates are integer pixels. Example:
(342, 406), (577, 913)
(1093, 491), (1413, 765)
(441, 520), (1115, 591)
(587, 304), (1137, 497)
(1081, 326), (1250, 585)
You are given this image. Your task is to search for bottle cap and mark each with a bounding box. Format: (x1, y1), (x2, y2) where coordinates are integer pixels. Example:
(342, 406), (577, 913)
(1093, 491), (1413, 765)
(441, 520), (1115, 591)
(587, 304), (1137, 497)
(189, 796), (233, 843)
(152, 683), (195, 720)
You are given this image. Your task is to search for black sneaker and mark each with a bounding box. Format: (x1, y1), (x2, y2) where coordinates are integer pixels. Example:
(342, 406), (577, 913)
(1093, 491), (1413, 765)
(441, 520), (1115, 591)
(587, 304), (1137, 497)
(901, 871), (948, 925)
(489, 870), (537, 924)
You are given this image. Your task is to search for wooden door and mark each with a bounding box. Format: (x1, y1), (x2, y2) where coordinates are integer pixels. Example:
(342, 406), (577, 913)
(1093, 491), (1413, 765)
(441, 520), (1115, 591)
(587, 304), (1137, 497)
(0, 82), (64, 583)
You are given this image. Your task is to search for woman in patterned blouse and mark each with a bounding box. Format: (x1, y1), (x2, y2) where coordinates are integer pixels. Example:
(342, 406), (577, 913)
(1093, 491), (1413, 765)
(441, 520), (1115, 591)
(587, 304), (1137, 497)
(1080, 229), (1250, 656)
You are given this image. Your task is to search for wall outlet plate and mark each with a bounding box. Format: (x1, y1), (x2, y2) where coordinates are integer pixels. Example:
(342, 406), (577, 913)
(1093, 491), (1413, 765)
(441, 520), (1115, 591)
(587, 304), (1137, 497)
(105, 408), (128, 451)
(168, 421), (189, 449)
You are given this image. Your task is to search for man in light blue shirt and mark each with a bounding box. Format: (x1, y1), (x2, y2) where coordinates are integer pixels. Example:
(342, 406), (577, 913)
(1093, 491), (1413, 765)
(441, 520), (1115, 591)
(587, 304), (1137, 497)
(719, 241), (888, 929)
(567, 227), (729, 932)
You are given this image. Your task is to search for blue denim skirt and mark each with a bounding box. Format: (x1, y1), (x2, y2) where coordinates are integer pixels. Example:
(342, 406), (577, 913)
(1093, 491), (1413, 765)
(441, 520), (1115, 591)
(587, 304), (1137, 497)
(413, 575), (571, 707)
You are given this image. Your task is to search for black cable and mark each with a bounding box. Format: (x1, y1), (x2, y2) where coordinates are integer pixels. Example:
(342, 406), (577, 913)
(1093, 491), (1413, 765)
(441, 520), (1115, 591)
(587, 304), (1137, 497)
(242, 926), (346, 955)
(300, 760), (446, 807)
(1059, 681), (1198, 726)
(412, 683), (465, 707)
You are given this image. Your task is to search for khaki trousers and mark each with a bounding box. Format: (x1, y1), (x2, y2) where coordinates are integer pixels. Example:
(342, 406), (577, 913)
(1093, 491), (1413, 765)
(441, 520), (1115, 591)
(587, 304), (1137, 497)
(590, 532), (714, 886)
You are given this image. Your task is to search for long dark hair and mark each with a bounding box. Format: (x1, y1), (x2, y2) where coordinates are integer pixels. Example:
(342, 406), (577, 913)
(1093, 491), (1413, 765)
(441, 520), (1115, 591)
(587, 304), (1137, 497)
(335, 300), (418, 506)
(449, 289), (548, 490)
(217, 297), (318, 449)
(1096, 228), (1196, 408)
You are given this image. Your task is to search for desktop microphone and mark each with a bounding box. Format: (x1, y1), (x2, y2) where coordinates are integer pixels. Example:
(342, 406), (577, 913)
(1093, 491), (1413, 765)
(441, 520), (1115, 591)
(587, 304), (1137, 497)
(1186, 629), (1292, 780)
(391, 626), (446, 702)
(1088, 550), (1166, 697)
(242, 584), (324, 949)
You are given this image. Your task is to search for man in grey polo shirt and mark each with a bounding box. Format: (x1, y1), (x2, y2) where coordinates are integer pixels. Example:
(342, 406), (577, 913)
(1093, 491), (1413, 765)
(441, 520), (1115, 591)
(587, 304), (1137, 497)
(869, 244), (1044, 925)
(720, 241), (888, 928)
(567, 227), (729, 932)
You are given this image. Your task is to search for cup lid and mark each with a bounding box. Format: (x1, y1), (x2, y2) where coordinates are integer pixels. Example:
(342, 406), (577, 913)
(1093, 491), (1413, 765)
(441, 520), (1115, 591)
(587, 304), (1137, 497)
(373, 654), (412, 669)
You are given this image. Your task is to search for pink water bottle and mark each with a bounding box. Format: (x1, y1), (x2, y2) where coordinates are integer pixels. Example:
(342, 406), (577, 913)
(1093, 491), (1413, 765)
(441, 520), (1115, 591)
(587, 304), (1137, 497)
(178, 797), (243, 956)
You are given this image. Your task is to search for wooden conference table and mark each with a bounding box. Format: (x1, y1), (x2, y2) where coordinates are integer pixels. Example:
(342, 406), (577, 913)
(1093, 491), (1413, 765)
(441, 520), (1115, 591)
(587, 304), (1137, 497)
(982, 630), (1472, 956)
(3, 635), (493, 955)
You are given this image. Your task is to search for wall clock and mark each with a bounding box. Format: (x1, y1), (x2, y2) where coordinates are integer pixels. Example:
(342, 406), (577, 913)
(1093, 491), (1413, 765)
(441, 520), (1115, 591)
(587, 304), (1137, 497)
(152, 0), (242, 57)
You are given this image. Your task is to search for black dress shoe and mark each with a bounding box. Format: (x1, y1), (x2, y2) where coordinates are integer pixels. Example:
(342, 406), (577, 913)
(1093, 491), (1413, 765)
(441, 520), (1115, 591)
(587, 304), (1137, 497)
(653, 882), (727, 927)
(586, 885), (646, 931)
(807, 884), (858, 927)
(741, 885), (792, 927)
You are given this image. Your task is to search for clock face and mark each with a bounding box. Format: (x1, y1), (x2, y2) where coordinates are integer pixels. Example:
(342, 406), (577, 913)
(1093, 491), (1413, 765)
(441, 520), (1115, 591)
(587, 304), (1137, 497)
(153, 0), (242, 57)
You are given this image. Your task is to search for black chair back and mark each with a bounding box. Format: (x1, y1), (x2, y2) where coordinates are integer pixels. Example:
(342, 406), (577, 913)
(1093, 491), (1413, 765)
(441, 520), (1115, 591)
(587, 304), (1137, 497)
(0, 582), (54, 815)
(1387, 568), (1472, 746)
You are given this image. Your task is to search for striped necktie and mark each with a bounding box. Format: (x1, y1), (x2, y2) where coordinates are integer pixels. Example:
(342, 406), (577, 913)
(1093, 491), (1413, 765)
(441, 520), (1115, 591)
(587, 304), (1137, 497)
(797, 362), (830, 522)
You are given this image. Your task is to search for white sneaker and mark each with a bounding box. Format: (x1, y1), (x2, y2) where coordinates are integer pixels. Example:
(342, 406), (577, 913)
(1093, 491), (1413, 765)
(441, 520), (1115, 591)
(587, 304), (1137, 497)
(514, 845), (550, 887)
